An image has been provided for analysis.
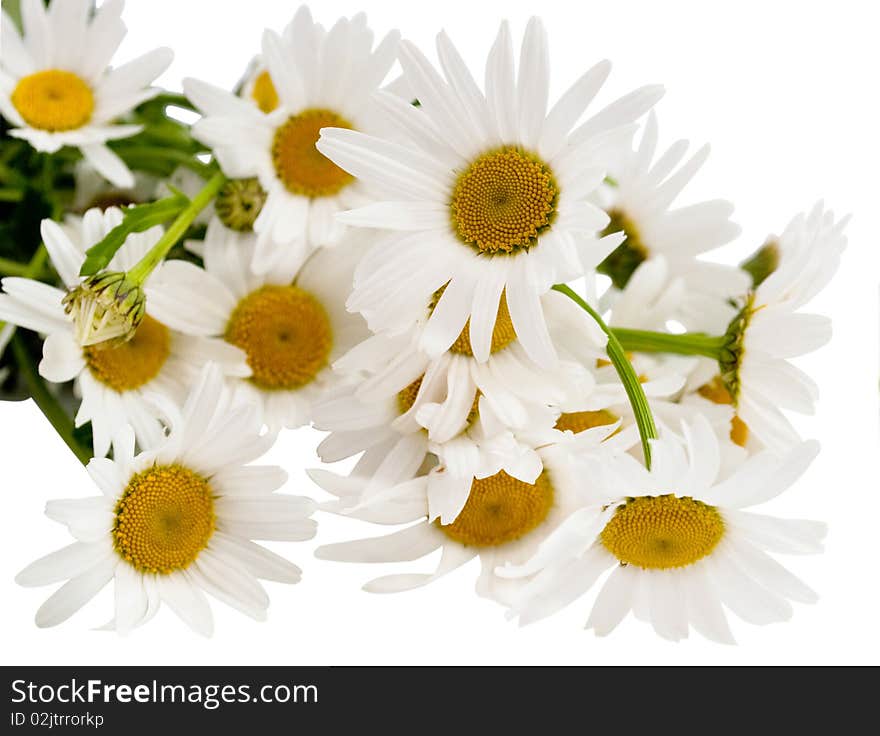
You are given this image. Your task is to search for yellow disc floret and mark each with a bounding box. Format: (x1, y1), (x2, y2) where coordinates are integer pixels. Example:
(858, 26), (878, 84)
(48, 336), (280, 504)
(113, 465), (215, 575)
(439, 470), (554, 547)
(225, 285), (332, 391)
(84, 315), (170, 392)
(450, 146), (558, 255)
(601, 495), (725, 570)
(272, 108), (354, 197)
(11, 70), (94, 131)
(251, 70), (279, 113)
(555, 409), (618, 434)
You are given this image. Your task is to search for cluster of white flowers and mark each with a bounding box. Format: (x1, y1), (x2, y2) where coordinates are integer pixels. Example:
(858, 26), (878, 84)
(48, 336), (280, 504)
(0, 2), (846, 642)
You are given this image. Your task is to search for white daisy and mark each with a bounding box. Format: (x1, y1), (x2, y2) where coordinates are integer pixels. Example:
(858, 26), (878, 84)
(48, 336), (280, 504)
(334, 287), (604, 444)
(315, 422), (617, 602)
(183, 6), (400, 276)
(0, 208), (247, 457)
(0, 0), (172, 187)
(498, 416), (825, 643)
(145, 220), (369, 430)
(722, 202), (848, 453)
(317, 18), (663, 368)
(596, 113), (748, 333)
(16, 364), (316, 635)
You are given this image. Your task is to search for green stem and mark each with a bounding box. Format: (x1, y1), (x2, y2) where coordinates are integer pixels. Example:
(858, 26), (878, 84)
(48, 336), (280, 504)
(10, 334), (91, 465)
(553, 284), (658, 467)
(611, 328), (726, 360)
(127, 172), (226, 284)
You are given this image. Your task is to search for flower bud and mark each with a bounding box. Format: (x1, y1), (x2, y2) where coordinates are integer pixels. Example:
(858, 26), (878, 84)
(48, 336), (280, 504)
(62, 272), (146, 349)
(215, 177), (267, 232)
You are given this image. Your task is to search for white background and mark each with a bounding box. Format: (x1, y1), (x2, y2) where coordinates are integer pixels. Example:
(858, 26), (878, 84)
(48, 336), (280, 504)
(1, 0), (878, 665)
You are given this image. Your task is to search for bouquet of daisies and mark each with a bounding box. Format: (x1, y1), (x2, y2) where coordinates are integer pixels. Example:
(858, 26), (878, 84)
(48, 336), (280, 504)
(0, 1), (846, 642)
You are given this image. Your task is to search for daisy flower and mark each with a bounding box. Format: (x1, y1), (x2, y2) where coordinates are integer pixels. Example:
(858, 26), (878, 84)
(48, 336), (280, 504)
(720, 203), (848, 453)
(498, 416), (825, 643)
(16, 364), (316, 635)
(334, 287), (604, 443)
(145, 220), (369, 429)
(0, 0), (172, 187)
(596, 113), (748, 332)
(183, 6), (400, 276)
(0, 208), (247, 456)
(312, 287), (605, 523)
(315, 422), (618, 601)
(317, 17), (663, 368)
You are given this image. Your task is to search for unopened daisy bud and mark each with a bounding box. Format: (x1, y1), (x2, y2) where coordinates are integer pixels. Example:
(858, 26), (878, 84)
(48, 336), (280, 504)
(740, 240), (780, 287)
(62, 272), (146, 349)
(215, 177), (267, 232)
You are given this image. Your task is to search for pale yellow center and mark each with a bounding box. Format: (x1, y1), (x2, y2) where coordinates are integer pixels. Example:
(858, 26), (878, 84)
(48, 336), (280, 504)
(601, 495), (725, 570)
(225, 285), (332, 391)
(113, 465), (215, 575)
(438, 470), (554, 548)
(12, 69), (94, 131)
(450, 147), (558, 254)
(84, 315), (170, 392)
(272, 108), (354, 197)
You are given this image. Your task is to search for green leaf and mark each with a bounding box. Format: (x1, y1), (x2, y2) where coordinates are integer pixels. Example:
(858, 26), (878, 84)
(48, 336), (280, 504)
(79, 193), (190, 277)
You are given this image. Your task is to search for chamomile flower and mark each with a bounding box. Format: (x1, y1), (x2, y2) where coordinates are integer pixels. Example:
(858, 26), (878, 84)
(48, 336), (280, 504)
(335, 287), (604, 444)
(317, 18), (663, 368)
(720, 203), (848, 453)
(145, 221), (369, 430)
(16, 364), (316, 635)
(0, 0), (172, 187)
(315, 422), (617, 601)
(596, 113), (748, 331)
(498, 417), (824, 643)
(0, 208), (247, 456)
(183, 7), (400, 276)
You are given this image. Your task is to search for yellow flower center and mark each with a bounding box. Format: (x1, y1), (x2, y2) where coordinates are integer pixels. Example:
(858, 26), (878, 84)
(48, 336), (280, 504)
(11, 69), (94, 131)
(697, 376), (749, 448)
(225, 285), (332, 391)
(555, 409), (618, 434)
(601, 495), (725, 570)
(251, 70), (279, 113)
(438, 470), (554, 548)
(450, 147), (558, 254)
(430, 285), (517, 357)
(84, 315), (170, 392)
(272, 108), (354, 197)
(113, 465), (215, 575)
